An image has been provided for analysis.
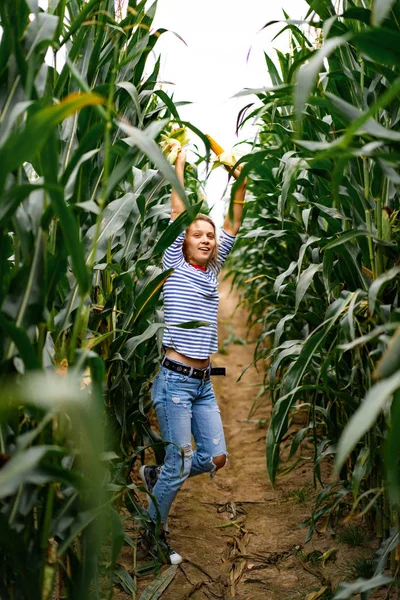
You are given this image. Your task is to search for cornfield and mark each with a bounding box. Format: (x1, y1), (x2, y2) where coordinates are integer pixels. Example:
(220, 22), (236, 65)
(1, 0), (400, 598)
(228, 0), (400, 596)
(0, 0), (205, 596)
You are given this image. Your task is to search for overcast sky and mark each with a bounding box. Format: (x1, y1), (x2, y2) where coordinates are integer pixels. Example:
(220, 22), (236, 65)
(151, 0), (310, 221)
(38, 0), (311, 221)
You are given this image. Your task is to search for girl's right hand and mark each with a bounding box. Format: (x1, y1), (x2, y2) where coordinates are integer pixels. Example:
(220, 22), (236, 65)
(175, 146), (186, 168)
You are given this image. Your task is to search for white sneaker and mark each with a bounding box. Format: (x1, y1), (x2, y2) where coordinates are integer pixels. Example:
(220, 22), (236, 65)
(141, 530), (182, 565)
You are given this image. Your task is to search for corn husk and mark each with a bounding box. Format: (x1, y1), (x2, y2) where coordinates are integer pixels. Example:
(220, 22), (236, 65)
(212, 150), (237, 170)
(160, 124), (190, 164)
(206, 134), (237, 171)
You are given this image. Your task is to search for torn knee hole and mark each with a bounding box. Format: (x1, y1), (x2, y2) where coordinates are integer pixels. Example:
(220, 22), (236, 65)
(212, 454), (227, 470)
(183, 444), (193, 458)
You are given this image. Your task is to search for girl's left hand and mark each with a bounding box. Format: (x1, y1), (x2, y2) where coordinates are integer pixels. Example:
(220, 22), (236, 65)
(233, 164), (247, 187)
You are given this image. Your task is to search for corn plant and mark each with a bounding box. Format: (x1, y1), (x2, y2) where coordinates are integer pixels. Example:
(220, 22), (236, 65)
(0, 368), (125, 600)
(228, 0), (400, 589)
(0, 0), (206, 595)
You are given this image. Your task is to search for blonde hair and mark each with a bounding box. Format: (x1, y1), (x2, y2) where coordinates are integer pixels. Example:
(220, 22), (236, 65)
(182, 214), (218, 268)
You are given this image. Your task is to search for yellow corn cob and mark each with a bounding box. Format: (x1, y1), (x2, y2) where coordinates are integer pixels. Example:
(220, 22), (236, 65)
(206, 134), (234, 173)
(206, 134), (224, 157)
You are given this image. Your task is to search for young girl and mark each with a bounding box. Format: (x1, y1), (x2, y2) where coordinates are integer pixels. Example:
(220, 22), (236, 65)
(140, 146), (246, 564)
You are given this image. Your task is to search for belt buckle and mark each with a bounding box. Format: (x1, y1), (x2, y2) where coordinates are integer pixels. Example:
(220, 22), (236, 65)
(203, 365), (211, 380)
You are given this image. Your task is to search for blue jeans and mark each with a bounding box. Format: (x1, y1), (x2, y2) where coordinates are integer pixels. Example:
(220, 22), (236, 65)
(148, 364), (227, 525)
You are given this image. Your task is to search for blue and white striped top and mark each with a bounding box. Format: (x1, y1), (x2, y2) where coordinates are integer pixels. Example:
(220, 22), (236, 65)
(162, 226), (236, 359)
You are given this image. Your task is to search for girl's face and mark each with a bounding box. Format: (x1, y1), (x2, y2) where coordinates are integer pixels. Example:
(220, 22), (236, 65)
(185, 220), (216, 267)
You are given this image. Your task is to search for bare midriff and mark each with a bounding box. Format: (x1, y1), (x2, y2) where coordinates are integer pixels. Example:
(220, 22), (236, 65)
(165, 347), (210, 369)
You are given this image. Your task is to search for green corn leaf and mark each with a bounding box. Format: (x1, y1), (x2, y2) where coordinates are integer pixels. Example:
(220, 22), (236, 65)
(351, 446), (372, 500)
(0, 93), (105, 194)
(294, 139), (333, 151)
(82, 330), (124, 350)
(154, 90), (182, 122)
(375, 529), (400, 575)
(0, 446), (66, 499)
(122, 319), (210, 362)
(385, 390), (400, 504)
(114, 566), (136, 594)
(84, 193), (137, 264)
(274, 313), (295, 347)
(16, 413), (54, 452)
(59, 0), (99, 47)
(313, 202), (348, 221)
(336, 371), (400, 473)
(280, 156), (305, 222)
(37, 127), (91, 296)
(0, 100), (33, 146)
(334, 575), (392, 599)
(326, 92), (400, 141)
(297, 236), (321, 279)
(25, 12), (58, 54)
(305, 0), (335, 20)
(180, 120), (212, 154)
(322, 250), (334, 294)
(2, 230), (45, 358)
(117, 81), (143, 126)
(368, 266), (400, 315)
(342, 7), (372, 24)
(322, 229), (393, 251)
(335, 243), (366, 291)
(132, 269), (174, 325)
(1, 372), (86, 413)
(64, 149), (100, 200)
(139, 565), (178, 600)
(264, 52), (282, 86)
(0, 314), (40, 370)
(267, 294), (352, 484)
(117, 120), (188, 208)
(295, 263), (323, 311)
(295, 34), (351, 121)
(122, 323), (167, 362)
(346, 289), (366, 342)
(372, 0), (397, 25)
(57, 505), (104, 556)
(109, 514), (125, 568)
(374, 325), (400, 380)
(52, 196), (90, 294)
(269, 343), (303, 388)
(338, 322), (399, 352)
(353, 27), (400, 66)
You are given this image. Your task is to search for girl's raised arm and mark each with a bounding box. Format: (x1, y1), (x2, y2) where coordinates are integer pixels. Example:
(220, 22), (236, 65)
(170, 145), (187, 221)
(223, 166), (247, 236)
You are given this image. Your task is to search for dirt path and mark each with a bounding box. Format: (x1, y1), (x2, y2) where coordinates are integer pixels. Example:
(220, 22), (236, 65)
(120, 278), (383, 600)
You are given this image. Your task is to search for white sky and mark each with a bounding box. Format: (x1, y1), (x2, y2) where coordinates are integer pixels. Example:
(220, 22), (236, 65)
(151, 0), (310, 222)
(38, 0), (311, 222)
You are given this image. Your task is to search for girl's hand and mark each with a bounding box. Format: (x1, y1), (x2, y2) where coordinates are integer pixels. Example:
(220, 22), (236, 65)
(175, 146), (186, 168)
(168, 140), (186, 168)
(233, 164), (246, 188)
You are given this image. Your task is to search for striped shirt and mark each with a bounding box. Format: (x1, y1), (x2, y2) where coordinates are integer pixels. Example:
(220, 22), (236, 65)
(162, 226), (236, 359)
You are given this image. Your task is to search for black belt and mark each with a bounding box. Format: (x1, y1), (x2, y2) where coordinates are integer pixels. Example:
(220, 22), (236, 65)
(162, 357), (226, 380)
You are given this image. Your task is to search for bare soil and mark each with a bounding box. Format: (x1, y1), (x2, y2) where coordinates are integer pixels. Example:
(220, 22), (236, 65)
(116, 277), (390, 600)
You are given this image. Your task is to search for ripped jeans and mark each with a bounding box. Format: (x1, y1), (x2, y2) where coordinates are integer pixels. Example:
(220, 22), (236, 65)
(147, 364), (227, 525)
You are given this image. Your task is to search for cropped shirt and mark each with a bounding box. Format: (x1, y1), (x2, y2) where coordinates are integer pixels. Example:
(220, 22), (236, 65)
(162, 226), (236, 359)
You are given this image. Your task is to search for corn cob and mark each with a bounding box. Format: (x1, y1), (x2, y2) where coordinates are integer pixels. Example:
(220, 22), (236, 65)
(160, 124), (189, 164)
(206, 134), (225, 157)
(206, 134), (235, 173)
